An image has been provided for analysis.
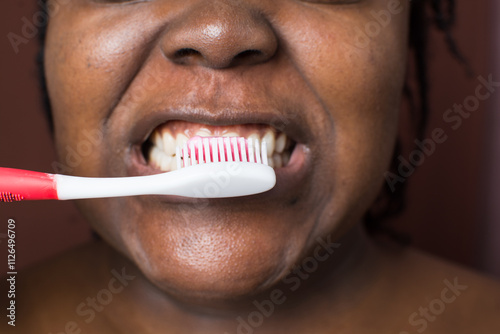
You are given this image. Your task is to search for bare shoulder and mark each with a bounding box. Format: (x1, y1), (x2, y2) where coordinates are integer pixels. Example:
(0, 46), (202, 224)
(376, 243), (500, 333)
(3, 241), (131, 334)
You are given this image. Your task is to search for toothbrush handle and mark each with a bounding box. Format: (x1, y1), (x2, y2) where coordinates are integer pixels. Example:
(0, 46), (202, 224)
(0, 167), (58, 201)
(0, 167), (171, 202)
(1, 162), (276, 201)
(54, 173), (176, 200)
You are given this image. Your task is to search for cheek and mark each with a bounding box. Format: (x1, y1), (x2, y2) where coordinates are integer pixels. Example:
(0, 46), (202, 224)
(279, 5), (409, 155)
(45, 7), (159, 174)
(284, 6), (409, 225)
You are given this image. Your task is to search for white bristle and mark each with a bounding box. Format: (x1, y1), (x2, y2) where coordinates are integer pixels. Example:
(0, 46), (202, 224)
(240, 138), (247, 162)
(174, 136), (272, 169)
(225, 138), (233, 162)
(232, 138), (240, 162)
(183, 143), (190, 167)
(248, 138), (255, 163)
(198, 140), (204, 164)
(262, 141), (268, 166)
(190, 142), (197, 165)
(255, 139), (262, 164)
(204, 138), (211, 163)
(211, 138), (219, 162)
(218, 138), (225, 162)
(176, 146), (182, 170)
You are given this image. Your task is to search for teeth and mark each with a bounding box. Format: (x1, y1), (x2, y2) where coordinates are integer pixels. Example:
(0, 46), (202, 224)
(273, 153), (283, 169)
(262, 131), (275, 157)
(275, 133), (286, 153)
(267, 156), (274, 168)
(161, 155), (172, 171)
(248, 133), (259, 144)
(196, 128), (212, 137)
(162, 132), (176, 157)
(176, 133), (188, 147)
(153, 131), (164, 151)
(149, 146), (161, 167)
(222, 132), (238, 137)
(169, 158), (177, 171)
(148, 128), (293, 172)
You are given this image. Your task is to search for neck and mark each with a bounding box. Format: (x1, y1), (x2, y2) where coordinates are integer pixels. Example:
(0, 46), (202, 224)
(104, 224), (381, 333)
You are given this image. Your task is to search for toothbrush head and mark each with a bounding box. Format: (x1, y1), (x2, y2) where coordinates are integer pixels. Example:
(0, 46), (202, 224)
(176, 136), (269, 168)
(167, 136), (276, 198)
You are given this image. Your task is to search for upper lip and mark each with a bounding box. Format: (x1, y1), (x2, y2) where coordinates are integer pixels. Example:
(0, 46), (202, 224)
(128, 105), (312, 148)
(122, 104), (313, 201)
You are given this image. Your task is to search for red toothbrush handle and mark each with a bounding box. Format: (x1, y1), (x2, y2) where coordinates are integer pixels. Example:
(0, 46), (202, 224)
(0, 168), (58, 202)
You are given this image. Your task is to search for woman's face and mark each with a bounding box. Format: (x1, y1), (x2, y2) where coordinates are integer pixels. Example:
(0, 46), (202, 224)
(45, 0), (409, 304)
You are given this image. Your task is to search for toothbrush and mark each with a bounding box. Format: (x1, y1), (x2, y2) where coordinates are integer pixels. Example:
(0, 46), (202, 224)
(0, 136), (276, 202)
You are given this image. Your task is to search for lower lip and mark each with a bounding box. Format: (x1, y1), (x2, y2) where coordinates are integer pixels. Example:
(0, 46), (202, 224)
(128, 142), (310, 204)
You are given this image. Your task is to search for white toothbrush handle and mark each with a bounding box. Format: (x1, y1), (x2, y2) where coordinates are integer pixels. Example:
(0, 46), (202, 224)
(55, 162), (275, 200)
(55, 172), (178, 200)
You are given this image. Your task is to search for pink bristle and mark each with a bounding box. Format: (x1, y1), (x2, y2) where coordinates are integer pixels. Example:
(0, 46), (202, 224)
(178, 136), (266, 168)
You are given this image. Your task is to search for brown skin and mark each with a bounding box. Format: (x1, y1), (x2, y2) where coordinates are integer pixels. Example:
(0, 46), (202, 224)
(5, 0), (500, 333)
(46, 0), (404, 304)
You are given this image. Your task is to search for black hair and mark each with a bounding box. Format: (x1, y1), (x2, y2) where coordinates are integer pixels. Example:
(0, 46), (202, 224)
(37, 0), (52, 132)
(364, 0), (468, 239)
(36, 0), (465, 237)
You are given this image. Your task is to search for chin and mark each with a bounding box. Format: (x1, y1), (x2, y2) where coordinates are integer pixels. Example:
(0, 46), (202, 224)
(104, 202), (314, 306)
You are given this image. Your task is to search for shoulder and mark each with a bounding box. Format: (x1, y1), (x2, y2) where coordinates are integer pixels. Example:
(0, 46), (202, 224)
(3, 241), (125, 334)
(376, 243), (500, 333)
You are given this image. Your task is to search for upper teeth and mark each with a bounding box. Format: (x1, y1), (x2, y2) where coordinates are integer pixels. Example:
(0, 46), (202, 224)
(148, 127), (292, 171)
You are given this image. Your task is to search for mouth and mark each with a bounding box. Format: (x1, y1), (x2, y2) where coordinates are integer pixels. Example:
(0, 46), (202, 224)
(142, 121), (296, 171)
(125, 107), (312, 202)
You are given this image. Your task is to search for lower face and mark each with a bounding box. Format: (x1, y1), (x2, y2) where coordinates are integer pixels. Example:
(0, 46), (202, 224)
(45, 0), (409, 305)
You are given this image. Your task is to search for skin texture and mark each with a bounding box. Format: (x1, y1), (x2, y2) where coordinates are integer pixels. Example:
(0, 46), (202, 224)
(6, 0), (500, 333)
(45, 0), (406, 304)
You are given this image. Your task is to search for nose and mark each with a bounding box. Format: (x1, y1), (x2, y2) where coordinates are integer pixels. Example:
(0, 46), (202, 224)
(160, 1), (278, 69)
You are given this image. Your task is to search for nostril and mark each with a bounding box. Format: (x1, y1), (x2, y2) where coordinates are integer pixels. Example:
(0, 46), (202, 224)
(175, 48), (200, 57)
(173, 48), (202, 63)
(170, 48), (268, 68)
(233, 49), (265, 64)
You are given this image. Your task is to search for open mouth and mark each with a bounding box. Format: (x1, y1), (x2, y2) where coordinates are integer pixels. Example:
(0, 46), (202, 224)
(142, 121), (296, 171)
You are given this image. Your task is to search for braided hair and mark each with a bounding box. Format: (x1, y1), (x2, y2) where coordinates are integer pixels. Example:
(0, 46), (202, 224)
(364, 0), (466, 238)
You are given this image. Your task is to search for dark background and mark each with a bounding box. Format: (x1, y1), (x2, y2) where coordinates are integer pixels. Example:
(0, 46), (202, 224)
(1, 1), (499, 278)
